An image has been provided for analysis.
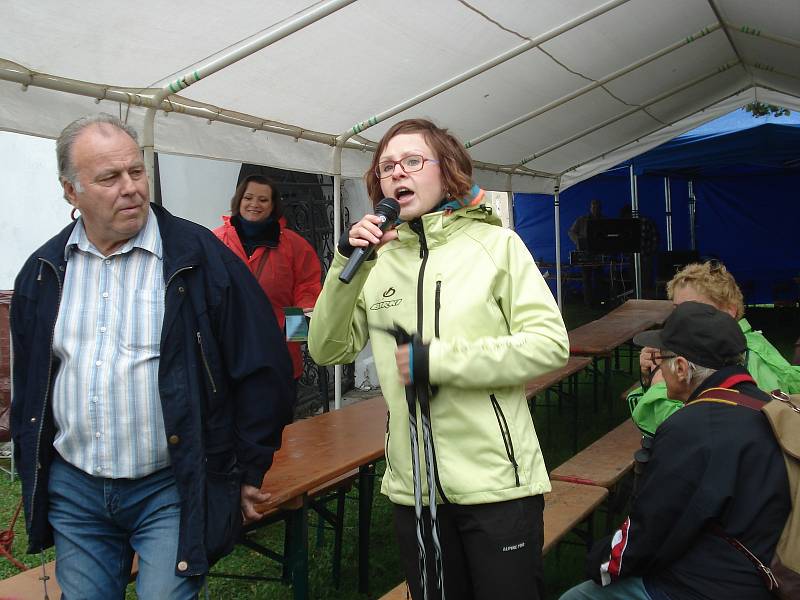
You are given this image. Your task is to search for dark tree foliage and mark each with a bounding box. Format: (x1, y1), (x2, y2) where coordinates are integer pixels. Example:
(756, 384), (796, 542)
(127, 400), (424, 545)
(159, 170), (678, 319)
(744, 102), (790, 118)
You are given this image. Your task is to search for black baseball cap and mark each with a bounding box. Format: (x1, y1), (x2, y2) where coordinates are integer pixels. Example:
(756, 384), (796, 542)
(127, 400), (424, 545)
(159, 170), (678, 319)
(633, 301), (746, 369)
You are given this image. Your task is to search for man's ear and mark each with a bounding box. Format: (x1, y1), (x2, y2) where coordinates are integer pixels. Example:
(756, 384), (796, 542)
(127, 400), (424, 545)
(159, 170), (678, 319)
(674, 356), (691, 383)
(62, 178), (78, 206)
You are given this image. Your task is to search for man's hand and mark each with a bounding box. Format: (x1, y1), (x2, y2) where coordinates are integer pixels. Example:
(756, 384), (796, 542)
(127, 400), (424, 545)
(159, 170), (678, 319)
(639, 346), (665, 386)
(241, 484), (271, 525)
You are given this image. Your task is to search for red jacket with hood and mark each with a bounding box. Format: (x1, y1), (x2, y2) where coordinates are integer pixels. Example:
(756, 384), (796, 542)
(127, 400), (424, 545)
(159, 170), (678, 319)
(214, 215), (321, 379)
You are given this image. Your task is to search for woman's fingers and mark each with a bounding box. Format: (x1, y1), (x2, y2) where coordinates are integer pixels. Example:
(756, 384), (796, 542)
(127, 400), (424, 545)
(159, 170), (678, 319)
(348, 214), (396, 248)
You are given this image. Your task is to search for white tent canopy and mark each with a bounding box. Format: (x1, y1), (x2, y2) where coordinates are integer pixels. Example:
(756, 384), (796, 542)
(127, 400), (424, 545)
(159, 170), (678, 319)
(2, 0), (799, 196)
(3, 0), (799, 407)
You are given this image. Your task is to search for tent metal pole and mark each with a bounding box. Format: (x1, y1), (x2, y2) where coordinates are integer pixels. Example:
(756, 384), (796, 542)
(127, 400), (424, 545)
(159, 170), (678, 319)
(141, 0), (356, 200)
(688, 180), (697, 251)
(664, 177), (673, 251)
(465, 22), (720, 149)
(331, 145), (345, 409)
(629, 165), (642, 299)
(506, 173), (515, 230)
(554, 179), (563, 311)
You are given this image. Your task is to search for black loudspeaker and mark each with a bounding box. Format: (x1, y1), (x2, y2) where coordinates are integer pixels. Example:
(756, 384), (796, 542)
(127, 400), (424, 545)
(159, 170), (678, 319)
(656, 250), (700, 280)
(586, 219), (642, 253)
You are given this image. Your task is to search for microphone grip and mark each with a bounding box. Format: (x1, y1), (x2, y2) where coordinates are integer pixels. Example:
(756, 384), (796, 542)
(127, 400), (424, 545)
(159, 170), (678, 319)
(339, 245), (374, 284)
(338, 215), (393, 284)
(338, 198), (399, 284)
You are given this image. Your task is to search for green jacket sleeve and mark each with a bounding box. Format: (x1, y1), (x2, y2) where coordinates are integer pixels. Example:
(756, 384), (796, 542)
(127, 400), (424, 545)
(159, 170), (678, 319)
(744, 327), (800, 394)
(629, 382), (683, 436)
(428, 233), (569, 388)
(307, 250), (371, 365)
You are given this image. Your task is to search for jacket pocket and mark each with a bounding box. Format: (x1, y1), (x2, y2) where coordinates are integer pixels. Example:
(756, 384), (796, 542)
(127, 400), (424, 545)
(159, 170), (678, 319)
(385, 410), (393, 472)
(204, 460), (243, 565)
(490, 394), (520, 487)
(196, 331), (218, 394)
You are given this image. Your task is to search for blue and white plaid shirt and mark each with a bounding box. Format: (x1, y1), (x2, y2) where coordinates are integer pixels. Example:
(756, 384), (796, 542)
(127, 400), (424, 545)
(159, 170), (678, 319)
(52, 208), (169, 479)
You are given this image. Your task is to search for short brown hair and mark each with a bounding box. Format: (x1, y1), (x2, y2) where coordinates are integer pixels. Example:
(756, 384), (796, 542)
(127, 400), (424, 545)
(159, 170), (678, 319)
(230, 175), (283, 219)
(365, 119), (472, 205)
(667, 261), (745, 320)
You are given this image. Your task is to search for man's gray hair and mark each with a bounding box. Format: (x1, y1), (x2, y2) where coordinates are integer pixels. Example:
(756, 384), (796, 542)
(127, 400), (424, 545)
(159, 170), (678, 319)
(667, 351), (747, 386)
(56, 113), (139, 198)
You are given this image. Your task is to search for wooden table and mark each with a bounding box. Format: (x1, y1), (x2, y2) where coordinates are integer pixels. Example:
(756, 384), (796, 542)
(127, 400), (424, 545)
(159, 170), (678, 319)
(252, 396), (387, 600)
(525, 356), (593, 452)
(568, 299), (673, 356)
(568, 300), (673, 416)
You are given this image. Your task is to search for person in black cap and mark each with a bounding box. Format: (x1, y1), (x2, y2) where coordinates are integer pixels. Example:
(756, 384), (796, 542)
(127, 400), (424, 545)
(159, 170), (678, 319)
(560, 301), (791, 600)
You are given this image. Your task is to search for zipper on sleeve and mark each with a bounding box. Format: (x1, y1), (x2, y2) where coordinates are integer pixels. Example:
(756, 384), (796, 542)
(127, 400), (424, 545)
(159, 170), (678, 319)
(490, 394), (520, 487)
(196, 332), (218, 394)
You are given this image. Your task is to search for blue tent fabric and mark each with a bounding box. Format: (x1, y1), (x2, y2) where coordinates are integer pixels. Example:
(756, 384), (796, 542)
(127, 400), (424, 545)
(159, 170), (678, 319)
(515, 117), (800, 304)
(631, 124), (800, 177)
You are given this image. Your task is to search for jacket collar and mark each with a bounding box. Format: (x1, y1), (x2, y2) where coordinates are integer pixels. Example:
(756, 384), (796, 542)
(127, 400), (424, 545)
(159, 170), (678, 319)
(688, 364), (753, 401)
(36, 204), (200, 282)
(391, 200), (500, 250)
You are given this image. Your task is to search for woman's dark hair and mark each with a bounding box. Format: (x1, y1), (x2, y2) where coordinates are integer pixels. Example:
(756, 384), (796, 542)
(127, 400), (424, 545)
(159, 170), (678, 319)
(365, 119), (473, 205)
(230, 175), (283, 219)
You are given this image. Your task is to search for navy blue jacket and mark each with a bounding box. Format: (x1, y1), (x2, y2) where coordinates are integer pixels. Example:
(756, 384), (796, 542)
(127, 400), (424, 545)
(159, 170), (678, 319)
(10, 204), (293, 575)
(588, 366), (791, 599)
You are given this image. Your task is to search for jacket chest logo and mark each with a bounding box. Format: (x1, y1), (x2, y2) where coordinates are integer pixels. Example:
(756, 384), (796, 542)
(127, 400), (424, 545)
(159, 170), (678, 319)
(370, 298), (402, 310)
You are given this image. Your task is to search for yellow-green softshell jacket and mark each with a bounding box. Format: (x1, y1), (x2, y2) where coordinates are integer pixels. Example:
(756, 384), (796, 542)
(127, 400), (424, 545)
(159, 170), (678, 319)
(309, 203), (569, 506)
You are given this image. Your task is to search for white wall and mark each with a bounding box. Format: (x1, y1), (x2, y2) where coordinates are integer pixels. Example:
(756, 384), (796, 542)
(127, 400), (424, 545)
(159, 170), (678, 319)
(0, 132), (71, 290)
(158, 153), (241, 230)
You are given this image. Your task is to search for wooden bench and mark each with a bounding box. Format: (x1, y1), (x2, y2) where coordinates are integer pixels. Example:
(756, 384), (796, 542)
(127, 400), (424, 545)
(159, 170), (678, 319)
(550, 418), (642, 489)
(378, 480), (608, 600)
(0, 555), (139, 600)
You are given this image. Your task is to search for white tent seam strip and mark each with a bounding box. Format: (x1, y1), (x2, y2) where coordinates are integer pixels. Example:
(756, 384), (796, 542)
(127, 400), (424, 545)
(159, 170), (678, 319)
(706, 0), (755, 88)
(513, 60), (743, 168)
(557, 85), (754, 179)
(339, 0), (632, 140)
(465, 22), (721, 149)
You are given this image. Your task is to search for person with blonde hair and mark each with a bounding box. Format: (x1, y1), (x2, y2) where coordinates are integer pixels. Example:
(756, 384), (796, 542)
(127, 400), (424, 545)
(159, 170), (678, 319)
(629, 260), (800, 435)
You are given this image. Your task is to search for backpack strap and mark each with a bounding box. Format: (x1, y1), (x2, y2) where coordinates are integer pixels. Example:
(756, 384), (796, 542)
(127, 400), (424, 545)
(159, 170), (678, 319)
(708, 523), (779, 591)
(691, 386), (764, 411)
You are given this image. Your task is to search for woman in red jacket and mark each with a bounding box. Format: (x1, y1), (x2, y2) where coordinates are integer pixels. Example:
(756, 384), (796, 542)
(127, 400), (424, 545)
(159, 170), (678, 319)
(214, 175), (322, 399)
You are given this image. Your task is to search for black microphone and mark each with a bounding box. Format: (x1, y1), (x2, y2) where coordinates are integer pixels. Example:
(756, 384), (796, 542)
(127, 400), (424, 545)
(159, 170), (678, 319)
(339, 197), (401, 284)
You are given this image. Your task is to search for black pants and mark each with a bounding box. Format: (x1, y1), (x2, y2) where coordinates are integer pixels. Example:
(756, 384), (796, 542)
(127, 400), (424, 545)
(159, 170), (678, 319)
(392, 495), (545, 600)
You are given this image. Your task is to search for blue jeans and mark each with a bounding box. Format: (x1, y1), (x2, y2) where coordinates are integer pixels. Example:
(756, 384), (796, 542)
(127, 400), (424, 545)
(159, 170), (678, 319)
(560, 578), (653, 600)
(48, 455), (204, 600)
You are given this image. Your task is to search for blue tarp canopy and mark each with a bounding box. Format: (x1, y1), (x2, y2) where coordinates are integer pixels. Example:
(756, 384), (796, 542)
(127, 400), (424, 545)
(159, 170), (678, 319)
(515, 111), (800, 305)
(631, 122), (800, 177)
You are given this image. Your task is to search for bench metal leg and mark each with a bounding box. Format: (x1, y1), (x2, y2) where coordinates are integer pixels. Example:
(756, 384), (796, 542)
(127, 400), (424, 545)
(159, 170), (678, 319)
(286, 497), (309, 600)
(358, 463), (376, 594)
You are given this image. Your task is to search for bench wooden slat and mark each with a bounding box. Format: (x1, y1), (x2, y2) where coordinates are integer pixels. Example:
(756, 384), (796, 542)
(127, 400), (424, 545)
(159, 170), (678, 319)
(379, 480), (608, 599)
(525, 356), (592, 400)
(0, 555), (139, 600)
(550, 419), (642, 488)
(543, 480), (607, 554)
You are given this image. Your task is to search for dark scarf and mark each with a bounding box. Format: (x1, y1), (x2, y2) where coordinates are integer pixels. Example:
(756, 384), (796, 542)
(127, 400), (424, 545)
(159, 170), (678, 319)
(232, 214), (280, 257)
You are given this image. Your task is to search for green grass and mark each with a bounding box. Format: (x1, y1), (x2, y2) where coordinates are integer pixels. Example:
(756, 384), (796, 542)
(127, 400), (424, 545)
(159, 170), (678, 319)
(1, 303), (795, 599)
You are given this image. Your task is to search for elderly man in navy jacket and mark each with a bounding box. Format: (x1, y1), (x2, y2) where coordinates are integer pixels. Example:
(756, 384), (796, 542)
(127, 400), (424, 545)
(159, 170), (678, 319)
(560, 301), (790, 600)
(10, 113), (293, 599)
